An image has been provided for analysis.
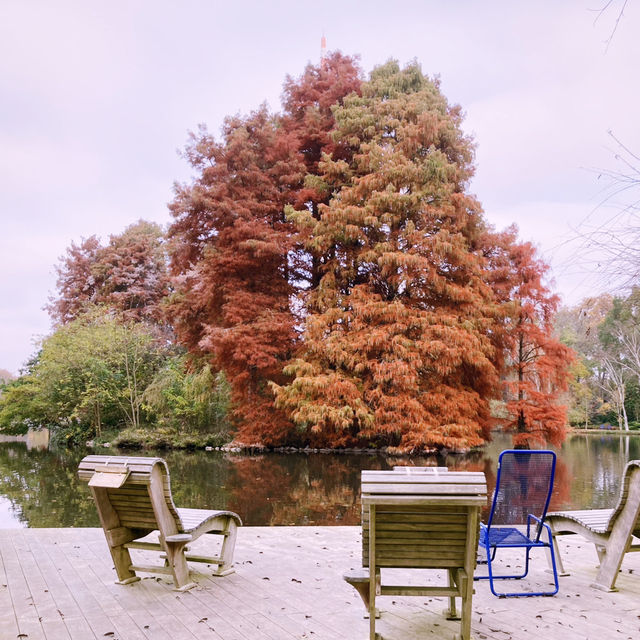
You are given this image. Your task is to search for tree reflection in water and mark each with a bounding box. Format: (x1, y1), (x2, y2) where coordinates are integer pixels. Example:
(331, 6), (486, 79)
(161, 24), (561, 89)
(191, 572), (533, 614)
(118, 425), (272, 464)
(0, 433), (638, 528)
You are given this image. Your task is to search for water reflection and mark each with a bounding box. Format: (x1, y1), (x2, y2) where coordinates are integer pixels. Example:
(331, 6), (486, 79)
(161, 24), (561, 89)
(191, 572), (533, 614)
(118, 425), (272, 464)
(0, 433), (638, 528)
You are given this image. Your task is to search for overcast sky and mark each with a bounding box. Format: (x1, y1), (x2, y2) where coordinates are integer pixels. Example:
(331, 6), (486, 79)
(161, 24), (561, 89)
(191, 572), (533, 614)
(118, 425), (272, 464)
(1, 0), (639, 375)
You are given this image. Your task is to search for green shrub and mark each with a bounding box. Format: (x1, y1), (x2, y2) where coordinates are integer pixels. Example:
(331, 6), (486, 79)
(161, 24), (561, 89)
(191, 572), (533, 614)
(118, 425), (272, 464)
(142, 356), (231, 436)
(111, 426), (229, 450)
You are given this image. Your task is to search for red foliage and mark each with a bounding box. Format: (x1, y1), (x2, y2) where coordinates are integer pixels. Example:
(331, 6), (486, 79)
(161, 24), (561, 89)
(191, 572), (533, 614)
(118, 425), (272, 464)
(47, 235), (101, 323)
(47, 221), (169, 326)
(168, 56), (362, 445)
(167, 107), (304, 443)
(281, 52), (362, 206)
(487, 228), (574, 447)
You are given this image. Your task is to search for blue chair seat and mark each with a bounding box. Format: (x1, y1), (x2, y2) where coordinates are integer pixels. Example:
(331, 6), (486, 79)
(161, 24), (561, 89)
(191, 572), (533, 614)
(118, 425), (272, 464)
(483, 526), (544, 548)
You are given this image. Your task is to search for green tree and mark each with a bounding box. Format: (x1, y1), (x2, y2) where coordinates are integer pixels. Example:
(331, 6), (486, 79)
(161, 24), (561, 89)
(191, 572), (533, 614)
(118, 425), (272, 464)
(0, 310), (168, 442)
(0, 375), (46, 434)
(143, 356), (231, 434)
(556, 294), (615, 427)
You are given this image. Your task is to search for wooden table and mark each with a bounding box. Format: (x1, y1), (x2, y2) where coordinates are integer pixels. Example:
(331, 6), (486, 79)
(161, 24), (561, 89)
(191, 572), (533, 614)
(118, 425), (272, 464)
(358, 468), (487, 640)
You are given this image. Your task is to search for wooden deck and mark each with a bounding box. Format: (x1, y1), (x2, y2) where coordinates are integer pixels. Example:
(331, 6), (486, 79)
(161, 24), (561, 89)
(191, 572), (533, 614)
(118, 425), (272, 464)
(1, 526), (639, 640)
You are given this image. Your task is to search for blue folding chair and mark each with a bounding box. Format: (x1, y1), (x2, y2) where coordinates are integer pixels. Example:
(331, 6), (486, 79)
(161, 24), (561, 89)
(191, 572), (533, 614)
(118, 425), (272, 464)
(475, 449), (559, 597)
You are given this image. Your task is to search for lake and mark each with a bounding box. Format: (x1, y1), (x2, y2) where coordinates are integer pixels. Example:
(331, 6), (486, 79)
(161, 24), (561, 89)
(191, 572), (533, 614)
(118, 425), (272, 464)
(0, 432), (638, 528)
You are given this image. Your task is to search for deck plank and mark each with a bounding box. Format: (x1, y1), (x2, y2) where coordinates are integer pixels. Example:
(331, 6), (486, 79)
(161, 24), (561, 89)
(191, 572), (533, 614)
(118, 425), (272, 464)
(0, 531), (20, 639)
(1, 527), (640, 640)
(0, 529), (47, 640)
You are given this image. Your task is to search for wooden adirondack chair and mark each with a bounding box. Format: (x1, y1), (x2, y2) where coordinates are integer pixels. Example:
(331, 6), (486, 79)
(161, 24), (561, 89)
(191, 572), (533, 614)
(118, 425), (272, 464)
(344, 468), (487, 640)
(546, 459), (640, 591)
(78, 455), (242, 591)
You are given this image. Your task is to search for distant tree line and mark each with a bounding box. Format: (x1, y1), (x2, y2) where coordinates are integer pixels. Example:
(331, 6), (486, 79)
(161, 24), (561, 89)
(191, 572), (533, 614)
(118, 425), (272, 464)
(0, 55), (572, 451)
(558, 289), (640, 430)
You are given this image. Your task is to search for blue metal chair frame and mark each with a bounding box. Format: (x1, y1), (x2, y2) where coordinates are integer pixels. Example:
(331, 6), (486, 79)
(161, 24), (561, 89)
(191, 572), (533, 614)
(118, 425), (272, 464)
(475, 449), (560, 597)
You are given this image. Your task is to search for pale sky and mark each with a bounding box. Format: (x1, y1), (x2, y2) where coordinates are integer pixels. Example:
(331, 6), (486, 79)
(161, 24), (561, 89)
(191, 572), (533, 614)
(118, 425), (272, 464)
(1, 0), (639, 375)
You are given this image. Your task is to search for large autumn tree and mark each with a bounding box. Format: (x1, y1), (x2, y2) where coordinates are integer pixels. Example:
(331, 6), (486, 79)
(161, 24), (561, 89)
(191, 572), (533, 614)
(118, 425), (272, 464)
(167, 54), (571, 451)
(272, 61), (503, 452)
(167, 54), (362, 445)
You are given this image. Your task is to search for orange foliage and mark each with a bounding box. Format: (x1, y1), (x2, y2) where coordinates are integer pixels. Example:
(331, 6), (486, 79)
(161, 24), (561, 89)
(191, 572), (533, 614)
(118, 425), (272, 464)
(167, 57), (572, 452)
(487, 228), (574, 447)
(273, 61), (502, 451)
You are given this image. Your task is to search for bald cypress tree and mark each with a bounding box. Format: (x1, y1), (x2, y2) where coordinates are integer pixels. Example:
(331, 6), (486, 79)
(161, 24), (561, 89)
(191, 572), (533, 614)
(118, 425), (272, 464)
(486, 228), (573, 447)
(273, 61), (502, 451)
(167, 55), (362, 445)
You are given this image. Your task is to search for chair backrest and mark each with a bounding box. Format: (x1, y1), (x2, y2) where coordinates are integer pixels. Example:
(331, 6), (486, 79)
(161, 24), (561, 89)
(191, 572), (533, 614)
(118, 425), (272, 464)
(362, 503), (474, 569)
(607, 459), (640, 536)
(486, 449), (556, 540)
(78, 455), (183, 535)
(361, 470), (487, 570)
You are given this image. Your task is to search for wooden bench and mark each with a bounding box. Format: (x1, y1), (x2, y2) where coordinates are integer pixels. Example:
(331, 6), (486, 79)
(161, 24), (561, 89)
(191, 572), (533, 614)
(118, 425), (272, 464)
(344, 468), (487, 640)
(546, 459), (640, 591)
(78, 454), (242, 591)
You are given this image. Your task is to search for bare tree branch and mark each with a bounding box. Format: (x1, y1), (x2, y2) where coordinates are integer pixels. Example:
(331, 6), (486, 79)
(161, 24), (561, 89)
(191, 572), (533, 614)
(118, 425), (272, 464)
(592, 0), (630, 51)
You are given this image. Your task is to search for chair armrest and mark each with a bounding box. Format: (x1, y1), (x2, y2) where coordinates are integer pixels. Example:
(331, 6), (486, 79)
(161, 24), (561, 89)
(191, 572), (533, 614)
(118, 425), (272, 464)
(526, 514), (544, 541)
(165, 533), (193, 544)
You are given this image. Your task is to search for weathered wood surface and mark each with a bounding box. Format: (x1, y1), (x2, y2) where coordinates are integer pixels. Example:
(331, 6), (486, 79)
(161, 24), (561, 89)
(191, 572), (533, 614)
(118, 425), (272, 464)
(1, 526), (640, 640)
(360, 470), (486, 639)
(548, 460), (640, 591)
(78, 455), (241, 589)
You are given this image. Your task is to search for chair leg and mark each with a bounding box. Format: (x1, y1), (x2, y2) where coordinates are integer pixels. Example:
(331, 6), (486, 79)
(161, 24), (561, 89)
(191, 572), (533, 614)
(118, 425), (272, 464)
(543, 525), (560, 596)
(592, 538), (630, 592)
(368, 570), (381, 620)
(163, 536), (196, 591)
(369, 568), (377, 640)
(549, 530), (569, 576)
(109, 544), (140, 585)
(482, 540), (559, 597)
(445, 569), (460, 620)
(212, 518), (238, 576)
(459, 569), (473, 640)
